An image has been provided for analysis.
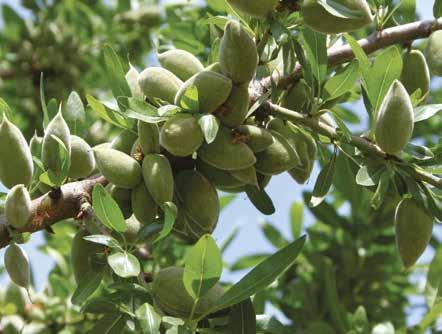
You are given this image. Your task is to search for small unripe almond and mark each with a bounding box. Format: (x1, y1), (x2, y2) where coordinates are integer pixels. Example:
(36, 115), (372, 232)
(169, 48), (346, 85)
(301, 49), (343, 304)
(158, 49), (204, 81)
(219, 20), (258, 84)
(69, 135), (95, 179)
(138, 67), (183, 104)
(395, 198), (433, 268)
(226, 0), (279, 18)
(400, 50), (430, 97)
(5, 243), (30, 289)
(42, 111), (71, 173)
(175, 71), (232, 113)
(425, 30), (442, 76)
(5, 185), (31, 229)
(0, 117), (33, 188)
(301, 0), (373, 34)
(94, 148), (142, 189)
(142, 154), (174, 206)
(374, 80), (414, 154)
(160, 114), (204, 157)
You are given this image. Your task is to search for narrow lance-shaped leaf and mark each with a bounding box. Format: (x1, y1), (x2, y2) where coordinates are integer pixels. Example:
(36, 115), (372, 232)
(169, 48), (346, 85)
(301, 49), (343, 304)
(310, 151), (337, 207)
(205, 235), (306, 315)
(323, 60), (359, 101)
(71, 269), (104, 305)
(154, 201), (177, 243)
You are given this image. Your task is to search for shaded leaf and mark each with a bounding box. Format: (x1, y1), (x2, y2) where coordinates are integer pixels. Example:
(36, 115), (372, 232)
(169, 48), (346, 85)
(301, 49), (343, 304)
(154, 201), (177, 243)
(228, 298), (256, 334)
(71, 270), (103, 305)
(310, 151), (337, 207)
(92, 184), (127, 233)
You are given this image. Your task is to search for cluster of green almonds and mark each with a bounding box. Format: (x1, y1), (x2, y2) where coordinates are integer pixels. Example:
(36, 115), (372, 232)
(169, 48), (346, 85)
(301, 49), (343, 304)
(86, 20), (318, 248)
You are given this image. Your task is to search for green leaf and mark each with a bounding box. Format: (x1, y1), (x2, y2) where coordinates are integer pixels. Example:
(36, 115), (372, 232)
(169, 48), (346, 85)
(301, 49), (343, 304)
(220, 194), (237, 210)
(419, 302), (442, 330)
(425, 247), (442, 307)
(39, 135), (70, 187)
(256, 315), (290, 334)
(65, 91), (85, 136)
(230, 254), (270, 272)
(198, 114), (220, 144)
(290, 202), (304, 240)
(0, 97), (13, 120)
(405, 143), (434, 160)
(220, 226), (239, 254)
(434, 0), (442, 18)
(245, 186), (275, 215)
(107, 251), (141, 278)
(83, 235), (123, 250)
(71, 269), (103, 305)
(228, 298), (256, 334)
(89, 314), (125, 334)
(154, 201), (177, 243)
(86, 94), (133, 130)
(343, 34), (370, 78)
(414, 104), (442, 122)
(92, 184), (127, 233)
(309, 151), (337, 207)
(323, 61), (359, 101)
(207, 236), (306, 315)
(355, 165), (385, 187)
(102, 44), (131, 110)
(179, 85), (199, 112)
(261, 223), (288, 249)
(370, 168), (393, 210)
(135, 303), (162, 334)
(183, 234), (223, 300)
(365, 46), (403, 114)
(301, 28), (327, 83)
(40, 73), (49, 129)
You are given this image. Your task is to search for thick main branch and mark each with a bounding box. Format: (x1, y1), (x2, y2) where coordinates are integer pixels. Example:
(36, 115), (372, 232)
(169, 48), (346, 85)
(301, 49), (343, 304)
(259, 18), (442, 90)
(0, 176), (108, 249)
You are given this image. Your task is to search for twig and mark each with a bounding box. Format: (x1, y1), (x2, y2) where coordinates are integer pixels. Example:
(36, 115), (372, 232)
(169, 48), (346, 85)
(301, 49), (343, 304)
(0, 176), (108, 249)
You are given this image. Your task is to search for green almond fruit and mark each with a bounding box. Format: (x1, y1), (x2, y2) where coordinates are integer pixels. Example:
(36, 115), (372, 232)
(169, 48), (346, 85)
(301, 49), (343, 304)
(94, 148), (142, 189)
(425, 30), (442, 76)
(142, 154), (174, 206)
(29, 133), (43, 158)
(255, 130), (300, 175)
(138, 121), (160, 154)
(69, 135), (95, 179)
(198, 126), (256, 171)
(71, 229), (104, 284)
(301, 0), (373, 34)
(400, 50), (430, 97)
(158, 49), (205, 81)
(160, 114), (204, 157)
(110, 130), (138, 155)
(116, 6), (161, 28)
(153, 266), (224, 319)
(42, 111), (71, 173)
(175, 170), (220, 234)
(138, 67), (183, 104)
(282, 80), (312, 113)
(268, 118), (316, 183)
(374, 80), (414, 154)
(230, 166), (259, 187)
(219, 20), (258, 84)
(131, 182), (158, 225)
(216, 84), (250, 127)
(395, 198), (434, 268)
(4, 282), (29, 315)
(226, 0), (279, 18)
(235, 125), (274, 153)
(0, 117), (33, 188)
(108, 184), (132, 219)
(175, 71), (232, 113)
(5, 244), (30, 289)
(196, 159), (245, 189)
(5, 185), (31, 229)
(125, 64), (143, 98)
(121, 215), (143, 244)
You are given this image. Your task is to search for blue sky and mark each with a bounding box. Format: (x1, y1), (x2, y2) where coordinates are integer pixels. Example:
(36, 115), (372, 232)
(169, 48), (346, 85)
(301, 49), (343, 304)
(0, 0), (438, 328)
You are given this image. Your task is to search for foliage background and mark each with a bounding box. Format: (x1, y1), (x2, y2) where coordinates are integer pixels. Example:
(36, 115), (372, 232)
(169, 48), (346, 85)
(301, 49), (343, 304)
(0, 0), (441, 331)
